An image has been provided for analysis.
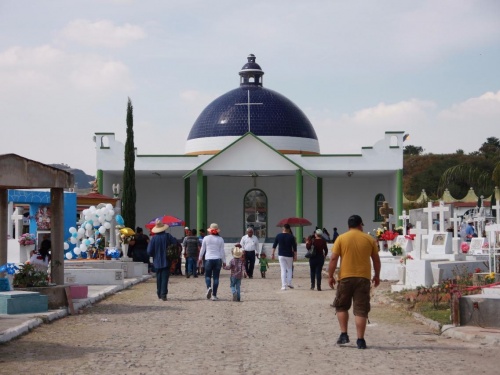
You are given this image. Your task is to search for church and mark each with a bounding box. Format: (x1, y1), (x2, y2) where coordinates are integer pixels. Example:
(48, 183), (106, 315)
(94, 54), (404, 243)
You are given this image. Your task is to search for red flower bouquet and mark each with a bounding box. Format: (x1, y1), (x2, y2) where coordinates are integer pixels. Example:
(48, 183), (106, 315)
(381, 230), (398, 241)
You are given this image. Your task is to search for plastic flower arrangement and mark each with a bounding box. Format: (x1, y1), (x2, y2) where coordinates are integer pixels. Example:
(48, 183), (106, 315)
(389, 243), (403, 256)
(485, 272), (496, 284)
(105, 248), (121, 259)
(373, 228), (385, 240)
(460, 242), (470, 253)
(400, 254), (413, 265)
(18, 233), (36, 246)
(381, 230), (398, 241)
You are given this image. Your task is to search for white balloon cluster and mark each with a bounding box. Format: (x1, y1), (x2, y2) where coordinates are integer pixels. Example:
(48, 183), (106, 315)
(65, 204), (115, 260)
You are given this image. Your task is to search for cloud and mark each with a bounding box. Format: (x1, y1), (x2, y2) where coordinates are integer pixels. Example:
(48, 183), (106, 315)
(59, 19), (146, 48)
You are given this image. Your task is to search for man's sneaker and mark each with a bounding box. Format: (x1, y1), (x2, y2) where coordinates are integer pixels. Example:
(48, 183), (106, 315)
(211, 295), (219, 301)
(337, 333), (350, 345)
(357, 338), (367, 349)
(232, 292), (238, 302)
(287, 284), (294, 289)
(281, 286), (287, 290)
(206, 287), (212, 299)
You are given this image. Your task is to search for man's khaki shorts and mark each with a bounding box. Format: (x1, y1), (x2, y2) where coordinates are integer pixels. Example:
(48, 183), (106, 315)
(332, 277), (371, 318)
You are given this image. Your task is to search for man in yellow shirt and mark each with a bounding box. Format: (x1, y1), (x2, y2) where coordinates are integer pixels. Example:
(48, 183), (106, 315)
(328, 215), (381, 349)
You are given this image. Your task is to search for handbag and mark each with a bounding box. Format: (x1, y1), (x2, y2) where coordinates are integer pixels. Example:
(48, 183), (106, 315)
(305, 244), (316, 259)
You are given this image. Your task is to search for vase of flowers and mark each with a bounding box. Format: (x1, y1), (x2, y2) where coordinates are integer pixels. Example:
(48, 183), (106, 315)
(18, 233), (36, 262)
(389, 243), (403, 256)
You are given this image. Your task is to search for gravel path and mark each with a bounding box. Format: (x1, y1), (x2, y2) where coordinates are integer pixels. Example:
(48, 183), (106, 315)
(0, 264), (497, 374)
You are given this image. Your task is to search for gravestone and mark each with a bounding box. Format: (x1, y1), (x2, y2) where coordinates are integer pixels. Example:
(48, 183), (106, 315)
(399, 210), (410, 235)
(379, 201), (393, 229)
(427, 232), (453, 255)
(470, 237), (485, 255)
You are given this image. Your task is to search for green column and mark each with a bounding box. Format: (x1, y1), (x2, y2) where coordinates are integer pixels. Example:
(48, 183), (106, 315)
(184, 178), (190, 228)
(203, 176), (208, 230)
(96, 169), (103, 194)
(296, 170), (303, 243)
(196, 170), (205, 232)
(397, 169), (403, 226)
(317, 177), (323, 229)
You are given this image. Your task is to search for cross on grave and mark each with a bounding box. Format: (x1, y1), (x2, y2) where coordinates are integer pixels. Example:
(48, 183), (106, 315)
(235, 90), (263, 133)
(399, 210), (410, 235)
(449, 211), (461, 238)
(379, 201), (393, 229)
(423, 202), (449, 231)
(11, 207), (24, 240)
(410, 221), (428, 260)
(492, 199), (500, 224)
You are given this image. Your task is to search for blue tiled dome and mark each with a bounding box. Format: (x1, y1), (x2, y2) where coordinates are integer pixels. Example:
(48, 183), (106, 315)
(185, 55), (319, 155)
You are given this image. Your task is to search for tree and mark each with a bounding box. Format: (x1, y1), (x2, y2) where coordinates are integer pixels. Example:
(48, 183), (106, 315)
(438, 137), (500, 198)
(122, 97), (136, 230)
(403, 145), (424, 155)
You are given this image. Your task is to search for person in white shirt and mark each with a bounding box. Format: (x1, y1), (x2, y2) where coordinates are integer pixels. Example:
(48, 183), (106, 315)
(198, 223), (226, 300)
(239, 227), (260, 279)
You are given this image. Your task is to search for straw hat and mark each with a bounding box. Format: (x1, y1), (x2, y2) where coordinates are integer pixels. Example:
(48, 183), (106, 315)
(152, 219), (169, 233)
(207, 223), (220, 234)
(232, 247), (243, 258)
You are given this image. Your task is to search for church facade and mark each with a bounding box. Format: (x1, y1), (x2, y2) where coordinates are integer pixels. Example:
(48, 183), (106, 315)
(94, 55), (404, 242)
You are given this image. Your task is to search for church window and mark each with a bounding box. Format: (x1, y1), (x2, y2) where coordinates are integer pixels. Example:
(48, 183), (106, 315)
(244, 189), (267, 240)
(375, 194), (385, 222)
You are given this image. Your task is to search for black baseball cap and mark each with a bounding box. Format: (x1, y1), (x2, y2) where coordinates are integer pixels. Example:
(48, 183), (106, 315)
(347, 215), (364, 228)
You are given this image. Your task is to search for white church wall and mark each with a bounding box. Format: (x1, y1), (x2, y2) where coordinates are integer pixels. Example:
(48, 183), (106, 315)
(322, 175), (394, 235)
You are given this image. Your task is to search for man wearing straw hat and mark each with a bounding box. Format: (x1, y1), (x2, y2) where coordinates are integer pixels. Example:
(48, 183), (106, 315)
(147, 219), (177, 301)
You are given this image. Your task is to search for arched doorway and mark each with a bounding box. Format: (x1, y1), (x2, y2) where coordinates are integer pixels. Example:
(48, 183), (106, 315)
(244, 189), (268, 240)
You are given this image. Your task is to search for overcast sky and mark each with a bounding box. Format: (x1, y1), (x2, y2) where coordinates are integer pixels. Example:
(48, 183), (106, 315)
(1, 0), (499, 176)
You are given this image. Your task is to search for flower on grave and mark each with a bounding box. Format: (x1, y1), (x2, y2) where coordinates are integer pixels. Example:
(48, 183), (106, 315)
(400, 254), (413, 265)
(105, 248), (121, 259)
(18, 233), (36, 246)
(460, 242), (470, 253)
(381, 230), (398, 241)
(484, 272), (496, 284)
(389, 243), (403, 256)
(119, 227), (135, 244)
(13, 263), (49, 287)
(405, 234), (416, 241)
(373, 228), (385, 240)
(474, 268), (482, 274)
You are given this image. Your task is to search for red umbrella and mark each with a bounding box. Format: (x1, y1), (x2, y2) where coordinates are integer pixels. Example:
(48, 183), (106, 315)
(145, 215), (185, 229)
(276, 217), (312, 227)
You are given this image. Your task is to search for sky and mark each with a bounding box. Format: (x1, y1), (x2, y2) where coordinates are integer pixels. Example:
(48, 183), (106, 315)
(1, 0), (499, 176)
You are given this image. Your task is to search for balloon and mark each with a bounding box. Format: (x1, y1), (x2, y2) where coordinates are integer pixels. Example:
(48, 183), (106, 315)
(69, 227), (77, 234)
(109, 210), (115, 217)
(85, 223), (92, 230)
(104, 222), (111, 230)
(72, 232), (78, 238)
(79, 244), (87, 252)
(64, 242), (69, 250)
(78, 228), (85, 235)
(84, 239), (91, 246)
(106, 204), (113, 210)
(119, 227), (135, 236)
(66, 252), (73, 259)
(115, 215), (125, 226)
(99, 226), (106, 234)
(70, 237), (77, 244)
(74, 248), (81, 255)
(89, 238), (95, 244)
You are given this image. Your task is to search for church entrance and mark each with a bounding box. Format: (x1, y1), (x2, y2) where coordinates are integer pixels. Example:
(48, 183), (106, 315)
(244, 189), (267, 240)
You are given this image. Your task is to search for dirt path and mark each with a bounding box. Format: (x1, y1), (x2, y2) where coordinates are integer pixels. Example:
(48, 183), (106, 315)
(0, 264), (497, 374)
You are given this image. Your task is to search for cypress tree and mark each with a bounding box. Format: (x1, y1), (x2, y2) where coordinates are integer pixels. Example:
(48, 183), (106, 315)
(122, 97), (136, 230)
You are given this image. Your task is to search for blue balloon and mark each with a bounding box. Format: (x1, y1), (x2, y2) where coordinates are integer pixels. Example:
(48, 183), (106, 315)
(116, 215), (125, 226)
(72, 232), (78, 238)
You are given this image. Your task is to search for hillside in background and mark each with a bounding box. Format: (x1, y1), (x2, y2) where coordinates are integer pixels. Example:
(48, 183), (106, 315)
(50, 164), (95, 192)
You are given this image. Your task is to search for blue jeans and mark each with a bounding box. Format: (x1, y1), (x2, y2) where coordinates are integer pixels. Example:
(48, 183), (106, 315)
(204, 259), (222, 296)
(187, 257), (197, 275)
(230, 276), (241, 300)
(156, 267), (170, 298)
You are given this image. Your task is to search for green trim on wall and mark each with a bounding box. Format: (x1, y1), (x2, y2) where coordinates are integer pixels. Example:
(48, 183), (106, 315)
(203, 176), (208, 231)
(197, 170), (204, 233)
(184, 178), (190, 228)
(97, 169), (103, 194)
(317, 177), (323, 229)
(397, 169), (403, 226)
(296, 170), (303, 243)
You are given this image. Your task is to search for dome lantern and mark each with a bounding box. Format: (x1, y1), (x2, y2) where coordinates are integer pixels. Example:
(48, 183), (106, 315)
(239, 54), (264, 87)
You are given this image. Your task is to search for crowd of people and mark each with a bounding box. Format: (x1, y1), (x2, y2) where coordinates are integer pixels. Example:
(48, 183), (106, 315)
(140, 215), (380, 350)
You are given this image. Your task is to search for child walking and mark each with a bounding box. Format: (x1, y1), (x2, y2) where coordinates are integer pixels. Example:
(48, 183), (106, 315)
(259, 252), (269, 278)
(223, 247), (245, 302)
